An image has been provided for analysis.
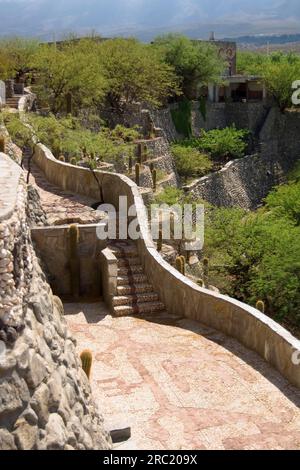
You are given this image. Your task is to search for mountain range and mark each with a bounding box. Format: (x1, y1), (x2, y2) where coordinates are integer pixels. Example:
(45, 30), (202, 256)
(0, 0), (299, 41)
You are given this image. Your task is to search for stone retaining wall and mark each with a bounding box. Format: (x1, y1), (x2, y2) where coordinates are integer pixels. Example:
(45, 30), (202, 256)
(32, 144), (300, 389)
(0, 152), (112, 450)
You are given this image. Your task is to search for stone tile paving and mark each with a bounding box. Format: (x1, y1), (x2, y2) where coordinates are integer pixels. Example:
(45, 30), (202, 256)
(64, 302), (300, 450)
(24, 158), (103, 225)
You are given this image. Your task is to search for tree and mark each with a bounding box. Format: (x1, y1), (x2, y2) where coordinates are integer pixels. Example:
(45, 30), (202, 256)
(153, 34), (225, 98)
(98, 38), (180, 112)
(31, 38), (107, 114)
(237, 51), (300, 111)
(0, 37), (39, 80)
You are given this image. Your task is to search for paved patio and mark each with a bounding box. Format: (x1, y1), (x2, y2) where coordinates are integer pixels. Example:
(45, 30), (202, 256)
(64, 302), (300, 450)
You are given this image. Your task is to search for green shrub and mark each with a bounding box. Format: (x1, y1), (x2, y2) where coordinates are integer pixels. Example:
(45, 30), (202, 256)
(182, 126), (249, 161)
(171, 143), (212, 179)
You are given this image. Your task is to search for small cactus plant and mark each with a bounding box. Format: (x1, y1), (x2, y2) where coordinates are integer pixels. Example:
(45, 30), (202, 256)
(0, 136), (6, 153)
(256, 300), (265, 313)
(180, 255), (186, 276)
(157, 229), (163, 252)
(152, 168), (157, 192)
(197, 279), (204, 287)
(203, 257), (209, 277)
(135, 163), (140, 186)
(137, 143), (142, 164)
(175, 256), (185, 275)
(70, 157), (77, 166)
(128, 154), (133, 173)
(80, 350), (92, 379)
(58, 155), (65, 162)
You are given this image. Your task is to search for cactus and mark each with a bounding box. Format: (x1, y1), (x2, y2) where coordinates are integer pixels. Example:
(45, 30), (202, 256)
(137, 143), (142, 164)
(80, 350), (92, 379)
(203, 257), (209, 277)
(256, 300), (265, 313)
(152, 168), (157, 192)
(0, 136), (6, 153)
(157, 229), (163, 252)
(150, 162), (154, 172)
(66, 92), (73, 115)
(175, 256), (185, 275)
(70, 157), (77, 166)
(197, 279), (204, 287)
(128, 154), (133, 173)
(69, 224), (80, 299)
(58, 155), (65, 162)
(180, 255), (186, 276)
(135, 163), (140, 186)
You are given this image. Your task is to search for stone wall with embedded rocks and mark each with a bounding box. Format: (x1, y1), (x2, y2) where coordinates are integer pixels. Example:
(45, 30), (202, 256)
(0, 152), (112, 450)
(185, 109), (300, 210)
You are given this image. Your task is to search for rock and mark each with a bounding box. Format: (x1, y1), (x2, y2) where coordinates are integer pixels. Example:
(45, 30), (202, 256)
(0, 372), (30, 416)
(57, 394), (71, 425)
(0, 353), (16, 372)
(0, 428), (17, 450)
(13, 418), (38, 450)
(45, 413), (67, 450)
(25, 350), (47, 389)
(47, 370), (62, 408)
(31, 383), (49, 426)
(64, 444), (75, 450)
(21, 407), (38, 426)
(14, 341), (29, 371)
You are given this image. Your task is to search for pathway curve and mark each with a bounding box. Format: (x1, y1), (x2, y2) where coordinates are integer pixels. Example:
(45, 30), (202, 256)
(65, 302), (300, 450)
(24, 154), (103, 225)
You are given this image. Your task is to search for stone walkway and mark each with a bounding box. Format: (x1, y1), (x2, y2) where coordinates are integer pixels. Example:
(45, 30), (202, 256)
(65, 302), (300, 450)
(24, 157), (103, 225)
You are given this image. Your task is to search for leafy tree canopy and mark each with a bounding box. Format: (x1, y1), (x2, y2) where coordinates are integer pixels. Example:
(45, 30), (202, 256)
(153, 34), (225, 98)
(98, 38), (180, 112)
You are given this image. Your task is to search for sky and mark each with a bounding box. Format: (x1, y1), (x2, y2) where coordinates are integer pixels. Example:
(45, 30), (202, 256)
(0, 0), (299, 39)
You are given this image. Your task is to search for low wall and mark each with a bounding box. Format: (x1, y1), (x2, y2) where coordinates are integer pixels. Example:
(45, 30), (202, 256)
(32, 143), (300, 389)
(0, 152), (111, 450)
(31, 224), (107, 298)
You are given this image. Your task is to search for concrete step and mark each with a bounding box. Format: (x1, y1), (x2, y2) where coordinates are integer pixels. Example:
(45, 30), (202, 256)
(113, 292), (159, 307)
(118, 265), (144, 276)
(108, 243), (138, 259)
(118, 257), (140, 267)
(117, 283), (153, 295)
(114, 301), (165, 317)
(117, 274), (148, 285)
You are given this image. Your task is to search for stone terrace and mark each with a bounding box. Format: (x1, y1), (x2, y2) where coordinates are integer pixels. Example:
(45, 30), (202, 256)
(65, 302), (300, 450)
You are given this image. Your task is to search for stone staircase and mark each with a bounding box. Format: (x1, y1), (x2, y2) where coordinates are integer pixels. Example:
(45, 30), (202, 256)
(5, 95), (22, 109)
(108, 240), (165, 317)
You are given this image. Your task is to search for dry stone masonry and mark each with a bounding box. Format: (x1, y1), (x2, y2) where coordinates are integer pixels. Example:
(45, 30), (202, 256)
(0, 152), (112, 450)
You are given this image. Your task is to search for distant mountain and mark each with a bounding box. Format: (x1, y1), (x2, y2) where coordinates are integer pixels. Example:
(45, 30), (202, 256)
(224, 33), (300, 46)
(0, 0), (299, 40)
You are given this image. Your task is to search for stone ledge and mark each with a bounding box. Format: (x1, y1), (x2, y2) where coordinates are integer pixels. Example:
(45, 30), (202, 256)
(0, 153), (23, 222)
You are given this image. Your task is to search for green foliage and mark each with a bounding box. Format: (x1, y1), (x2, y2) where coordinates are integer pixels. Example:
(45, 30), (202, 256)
(175, 256), (185, 274)
(153, 34), (225, 98)
(31, 38), (107, 114)
(204, 177), (300, 327)
(0, 37), (39, 79)
(237, 51), (300, 111)
(80, 350), (93, 380)
(182, 126), (249, 161)
(153, 187), (185, 206)
(171, 98), (192, 137)
(171, 143), (212, 180)
(98, 38), (180, 111)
